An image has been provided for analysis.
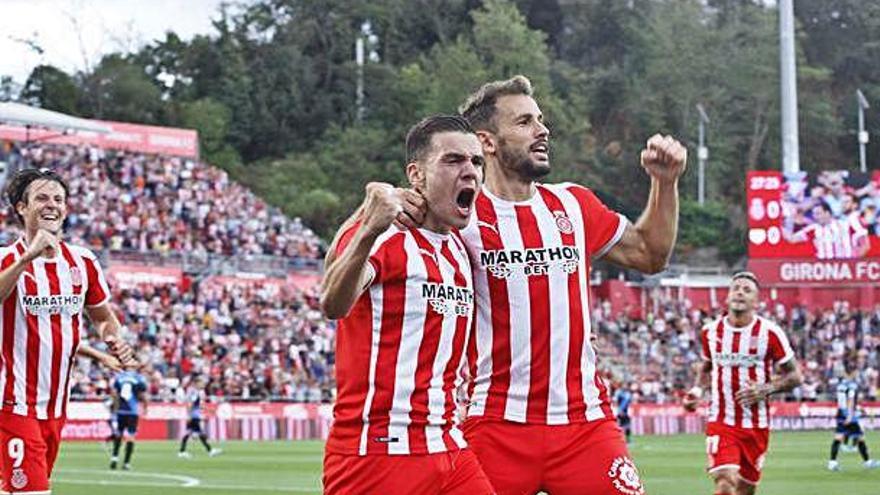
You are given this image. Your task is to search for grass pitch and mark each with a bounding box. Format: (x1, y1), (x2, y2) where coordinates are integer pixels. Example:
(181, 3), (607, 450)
(51, 431), (879, 494)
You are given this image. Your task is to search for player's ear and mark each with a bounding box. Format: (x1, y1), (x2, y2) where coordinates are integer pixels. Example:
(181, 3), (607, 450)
(406, 161), (425, 191)
(476, 130), (496, 155)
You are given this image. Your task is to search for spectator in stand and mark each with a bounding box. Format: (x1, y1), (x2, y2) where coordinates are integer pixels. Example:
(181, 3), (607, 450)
(2, 143), (324, 261)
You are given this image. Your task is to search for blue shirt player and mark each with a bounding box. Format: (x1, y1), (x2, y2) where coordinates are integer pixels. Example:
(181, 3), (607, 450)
(828, 369), (878, 471)
(178, 378), (221, 458)
(614, 385), (634, 444)
(110, 370), (147, 470)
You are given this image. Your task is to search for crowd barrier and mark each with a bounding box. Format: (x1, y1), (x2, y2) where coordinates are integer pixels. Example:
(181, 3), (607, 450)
(62, 401), (880, 441)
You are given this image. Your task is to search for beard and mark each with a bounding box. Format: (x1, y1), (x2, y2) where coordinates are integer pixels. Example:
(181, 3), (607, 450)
(498, 138), (550, 180)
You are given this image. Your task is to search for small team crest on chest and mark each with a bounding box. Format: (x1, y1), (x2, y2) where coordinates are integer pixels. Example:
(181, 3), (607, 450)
(553, 211), (573, 234)
(70, 267), (83, 286)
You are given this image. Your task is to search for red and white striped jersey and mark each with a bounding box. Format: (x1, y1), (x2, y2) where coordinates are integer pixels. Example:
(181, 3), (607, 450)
(326, 224), (474, 456)
(802, 216), (868, 259)
(700, 315), (795, 429)
(0, 238), (111, 420)
(460, 183), (627, 425)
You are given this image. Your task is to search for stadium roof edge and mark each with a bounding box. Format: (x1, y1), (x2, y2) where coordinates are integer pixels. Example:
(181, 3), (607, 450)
(0, 102), (111, 134)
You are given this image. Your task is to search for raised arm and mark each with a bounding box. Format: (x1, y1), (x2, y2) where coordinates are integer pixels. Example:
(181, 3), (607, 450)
(320, 183), (401, 319)
(0, 231), (58, 301)
(324, 186), (426, 269)
(602, 134), (687, 274)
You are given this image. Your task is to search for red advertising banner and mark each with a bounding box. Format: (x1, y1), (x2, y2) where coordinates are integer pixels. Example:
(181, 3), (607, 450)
(0, 120), (198, 158)
(629, 401), (880, 436)
(66, 401), (334, 422)
(746, 170), (880, 259)
(63, 402), (334, 442)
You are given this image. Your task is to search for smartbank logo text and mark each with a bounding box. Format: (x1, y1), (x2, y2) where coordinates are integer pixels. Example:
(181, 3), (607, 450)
(479, 246), (580, 278)
(23, 294), (83, 316)
(421, 283), (474, 317)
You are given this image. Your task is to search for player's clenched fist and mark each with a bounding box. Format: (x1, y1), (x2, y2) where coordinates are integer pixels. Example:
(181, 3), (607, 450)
(640, 134), (687, 183)
(23, 229), (59, 261)
(362, 182), (405, 234)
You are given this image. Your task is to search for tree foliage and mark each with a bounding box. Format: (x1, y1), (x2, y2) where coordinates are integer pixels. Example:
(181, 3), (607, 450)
(10, 0), (878, 260)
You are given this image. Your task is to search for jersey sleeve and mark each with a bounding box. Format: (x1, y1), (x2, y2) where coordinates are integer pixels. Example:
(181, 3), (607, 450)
(567, 184), (628, 258)
(83, 253), (111, 307)
(335, 221), (403, 287)
(767, 324), (795, 365)
(0, 251), (16, 302)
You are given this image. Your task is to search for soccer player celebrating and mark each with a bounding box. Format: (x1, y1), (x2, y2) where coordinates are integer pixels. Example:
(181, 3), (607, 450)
(456, 75), (685, 494)
(178, 376), (221, 458)
(109, 368), (147, 470)
(828, 364), (879, 471)
(320, 115), (493, 494)
(0, 168), (137, 493)
(684, 271), (803, 495)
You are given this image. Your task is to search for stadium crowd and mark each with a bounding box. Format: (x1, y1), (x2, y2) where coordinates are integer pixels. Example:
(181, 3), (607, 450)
(593, 298), (880, 404)
(0, 143), (323, 261)
(70, 279), (336, 403)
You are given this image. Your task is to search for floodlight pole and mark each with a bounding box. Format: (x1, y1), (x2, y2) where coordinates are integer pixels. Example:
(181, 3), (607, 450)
(857, 89), (870, 173)
(355, 37), (365, 123)
(696, 104), (710, 206)
(779, 0), (801, 173)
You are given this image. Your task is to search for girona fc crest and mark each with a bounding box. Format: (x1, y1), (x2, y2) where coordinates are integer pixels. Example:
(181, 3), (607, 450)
(607, 456), (644, 495)
(553, 211), (573, 234)
(70, 267), (83, 287)
(11, 467), (28, 489)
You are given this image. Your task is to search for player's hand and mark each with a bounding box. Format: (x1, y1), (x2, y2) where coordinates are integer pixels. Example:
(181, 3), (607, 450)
(683, 386), (702, 412)
(640, 134), (687, 183)
(23, 229), (59, 261)
(395, 187), (427, 229)
(103, 331), (139, 369)
(99, 352), (124, 372)
(735, 383), (773, 407)
(362, 182), (405, 234)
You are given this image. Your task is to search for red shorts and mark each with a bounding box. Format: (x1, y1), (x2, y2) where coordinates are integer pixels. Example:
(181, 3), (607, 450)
(0, 412), (65, 494)
(323, 448), (494, 495)
(463, 417), (645, 495)
(705, 422), (769, 485)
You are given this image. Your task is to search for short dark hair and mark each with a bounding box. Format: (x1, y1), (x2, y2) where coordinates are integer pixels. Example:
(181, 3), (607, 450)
(731, 271), (760, 289)
(814, 200), (832, 214)
(459, 75), (533, 132)
(405, 115), (475, 163)
(4, 168), (70, 225)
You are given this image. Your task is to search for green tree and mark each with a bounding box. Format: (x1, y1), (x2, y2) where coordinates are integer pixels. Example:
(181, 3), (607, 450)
(78, 54), (164, 123)
(179, 98), (240, 169)
(21, 65), (81, 114)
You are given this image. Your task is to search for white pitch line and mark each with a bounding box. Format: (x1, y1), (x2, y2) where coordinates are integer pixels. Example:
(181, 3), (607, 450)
(54, 468), (201, 487)
(55, 478), (320, 492)
(53, 468), (321, 492)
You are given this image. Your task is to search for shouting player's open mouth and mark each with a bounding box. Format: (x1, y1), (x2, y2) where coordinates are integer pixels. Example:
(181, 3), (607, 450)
(455, 186), (478, 218)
